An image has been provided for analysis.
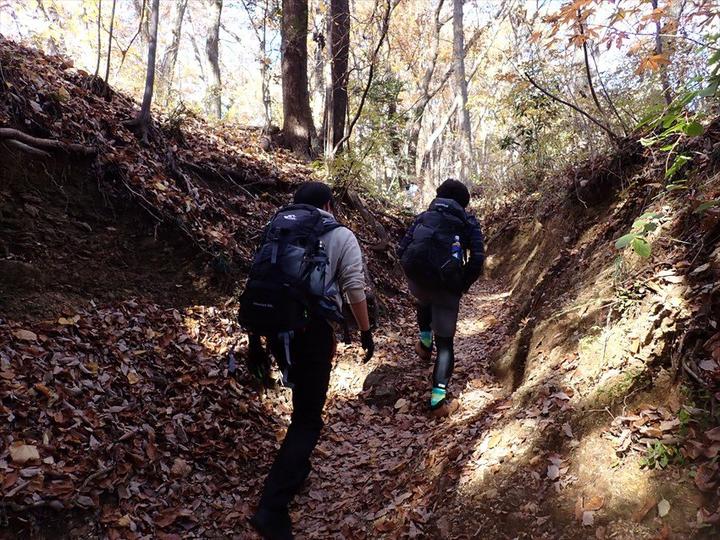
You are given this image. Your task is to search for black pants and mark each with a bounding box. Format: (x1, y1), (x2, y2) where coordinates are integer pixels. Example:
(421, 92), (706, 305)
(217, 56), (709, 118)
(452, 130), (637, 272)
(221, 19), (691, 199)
(412, 280), (461, 391)
(259, 320), (335, 512)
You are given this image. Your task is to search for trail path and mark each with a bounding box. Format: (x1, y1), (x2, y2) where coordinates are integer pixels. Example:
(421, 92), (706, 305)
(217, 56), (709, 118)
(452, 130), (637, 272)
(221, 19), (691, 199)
(283, 279), (516, 539)
(264, 277), (700, 540)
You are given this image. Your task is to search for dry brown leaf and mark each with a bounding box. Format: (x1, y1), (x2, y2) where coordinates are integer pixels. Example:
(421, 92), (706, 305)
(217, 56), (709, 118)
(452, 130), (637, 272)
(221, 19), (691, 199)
(13, 329), (37, 341)
(10, 444), (40, 464)
(585, 495), (605, 511)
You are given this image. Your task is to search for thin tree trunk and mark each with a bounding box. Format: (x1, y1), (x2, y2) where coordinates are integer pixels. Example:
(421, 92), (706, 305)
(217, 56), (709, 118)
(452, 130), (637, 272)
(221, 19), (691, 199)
(104, 0), (117, 82)
(205, 0), (223, 119)
(577, 8), (605, 118)
(324, 0), (350, 155)
(261, 1), (272, 128)
(281, 0), (316, 158)
(405, 0), (445, 178)
(127, 0), (160, 143)
(132, 0), (150, 46)
(94, 0), (102, 78)
(187, 9), (206, 81)
(452, 0), (473, 180)
(651, 0), (673, 106)
(158, 0), (188, 106)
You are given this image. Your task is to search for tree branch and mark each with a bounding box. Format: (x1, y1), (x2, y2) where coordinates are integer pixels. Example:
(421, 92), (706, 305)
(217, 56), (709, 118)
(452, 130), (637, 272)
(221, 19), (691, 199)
(523, 72), (620, 143)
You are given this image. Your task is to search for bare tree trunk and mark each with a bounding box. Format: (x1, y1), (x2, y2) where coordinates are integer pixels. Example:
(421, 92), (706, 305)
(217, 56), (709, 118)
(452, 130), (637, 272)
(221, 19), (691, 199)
(324, 0), (350, 155)
(205, 0), (223, 119)
(281, 0), (316, 158)
(158, 0), (188, 106)
(104, 0), (117, 82)
(127, 0), (160, 143)
(651, 0), (673, 106)
(260, 1), (272, 128)
(94, 0), (103, 78)
(331, 0), (394, 154)
(238, 0), (274, 128)
(452, 0), (472, 180)
(132, 0), (150, 46)
(187, 9), (206, 82)
(405, 0), (445, 179)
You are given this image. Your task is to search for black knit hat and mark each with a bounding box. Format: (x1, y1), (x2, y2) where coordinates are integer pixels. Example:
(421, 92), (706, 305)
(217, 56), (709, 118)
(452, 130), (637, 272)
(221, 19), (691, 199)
(436, 178), (470, 208)
(293, 181), (333, 208)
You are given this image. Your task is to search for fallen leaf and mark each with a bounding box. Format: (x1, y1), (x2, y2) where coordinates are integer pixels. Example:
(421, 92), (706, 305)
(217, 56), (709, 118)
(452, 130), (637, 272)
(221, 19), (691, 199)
(171, 458), (191, 478)
(394, 398), (408, 409)
(585, 495), (605, 511)
(13, 329), (37, 341)
(547, 464), (560, 480)
(582, 511), (594, 526)
(705, 426), (720, 441)
(562, 422), (573, 438)
(9, 444), (40, 464)
(657, 498), (670, 517)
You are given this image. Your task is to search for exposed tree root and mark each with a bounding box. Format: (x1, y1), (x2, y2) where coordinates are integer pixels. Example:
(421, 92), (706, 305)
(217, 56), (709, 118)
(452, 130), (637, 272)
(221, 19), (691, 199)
(0, 128), (96, 156)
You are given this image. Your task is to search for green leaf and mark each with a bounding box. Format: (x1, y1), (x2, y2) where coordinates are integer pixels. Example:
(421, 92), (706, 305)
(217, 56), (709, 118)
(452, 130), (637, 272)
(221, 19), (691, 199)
(677, 90), (699, 107)
(639, 136), (658, 147)
(709, 50), (720, 66)
(632, 237), (652, 258)
(684, 121), (704, 137)
(639, 212), (663, 220)
(615, 233), (636, 249)
(665, 154), (692, 179)
(698, 83), (718, 97)
(642, 222), (659, 232)
(662, 112), (680, 129)
(694, 199), (720, 214)
(666, 184), (688, 191)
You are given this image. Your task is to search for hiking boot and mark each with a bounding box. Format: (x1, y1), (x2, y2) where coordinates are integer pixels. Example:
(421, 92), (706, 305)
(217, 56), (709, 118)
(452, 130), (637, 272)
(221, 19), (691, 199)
(430, 398), (459, 418)
(249, 507), (294, 540)
(415, 340), (432, 361)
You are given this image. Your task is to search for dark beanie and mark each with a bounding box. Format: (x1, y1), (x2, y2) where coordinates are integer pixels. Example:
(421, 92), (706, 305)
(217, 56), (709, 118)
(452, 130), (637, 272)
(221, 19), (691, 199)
(293, 181), (333, 208)
(436, 178), (470, 208)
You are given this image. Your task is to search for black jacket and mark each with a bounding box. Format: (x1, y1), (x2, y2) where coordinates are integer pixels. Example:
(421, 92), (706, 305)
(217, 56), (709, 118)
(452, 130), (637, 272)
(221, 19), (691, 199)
(398, 198), (485, 292)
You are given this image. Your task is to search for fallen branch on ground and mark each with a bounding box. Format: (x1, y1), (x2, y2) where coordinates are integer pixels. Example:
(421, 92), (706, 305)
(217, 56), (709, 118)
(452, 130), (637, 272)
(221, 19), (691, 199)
(0, 128), (97, 156)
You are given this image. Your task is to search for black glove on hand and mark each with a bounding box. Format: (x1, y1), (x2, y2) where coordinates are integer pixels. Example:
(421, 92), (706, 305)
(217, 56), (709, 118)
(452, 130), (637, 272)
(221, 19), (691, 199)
(360, 330), (374, 363)
(247, 334), (271, 385)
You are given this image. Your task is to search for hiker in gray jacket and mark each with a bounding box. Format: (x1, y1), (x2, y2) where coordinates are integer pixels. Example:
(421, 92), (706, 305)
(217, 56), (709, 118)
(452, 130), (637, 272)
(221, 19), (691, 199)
(246, 182), (374, 539)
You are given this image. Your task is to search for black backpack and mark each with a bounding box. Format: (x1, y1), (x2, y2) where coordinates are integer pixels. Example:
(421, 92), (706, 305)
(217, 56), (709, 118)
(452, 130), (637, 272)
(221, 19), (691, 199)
(238, 204), (345, 337)
(400, 198), (469, 292)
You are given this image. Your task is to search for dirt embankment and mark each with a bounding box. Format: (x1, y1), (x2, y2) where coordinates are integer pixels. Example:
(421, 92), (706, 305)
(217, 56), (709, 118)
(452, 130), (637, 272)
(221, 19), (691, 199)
(479, 122), (720, 535)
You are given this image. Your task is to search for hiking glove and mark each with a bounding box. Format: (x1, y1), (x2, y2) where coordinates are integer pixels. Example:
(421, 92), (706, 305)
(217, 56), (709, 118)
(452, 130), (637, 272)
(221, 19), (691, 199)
(247, 334), (271, 385)
(360, 330), (374, 363)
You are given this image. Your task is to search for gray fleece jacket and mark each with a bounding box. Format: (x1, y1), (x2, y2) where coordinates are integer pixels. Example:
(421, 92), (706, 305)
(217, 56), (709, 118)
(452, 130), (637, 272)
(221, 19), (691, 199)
(318, 209), (367, 308)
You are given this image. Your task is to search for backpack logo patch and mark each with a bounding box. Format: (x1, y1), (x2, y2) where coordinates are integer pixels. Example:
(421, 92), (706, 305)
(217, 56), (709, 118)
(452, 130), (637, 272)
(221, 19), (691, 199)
(283, 214), (297, 221)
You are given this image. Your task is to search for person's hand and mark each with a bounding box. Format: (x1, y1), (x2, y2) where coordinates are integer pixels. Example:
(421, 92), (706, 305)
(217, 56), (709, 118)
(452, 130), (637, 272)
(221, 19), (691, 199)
(360, 330), (374, 363)
(247, 334), (271, 385)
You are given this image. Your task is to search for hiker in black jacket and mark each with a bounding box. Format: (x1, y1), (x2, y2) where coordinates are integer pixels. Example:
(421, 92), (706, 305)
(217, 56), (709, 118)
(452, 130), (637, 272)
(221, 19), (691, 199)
(398, 179), (484, 417)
